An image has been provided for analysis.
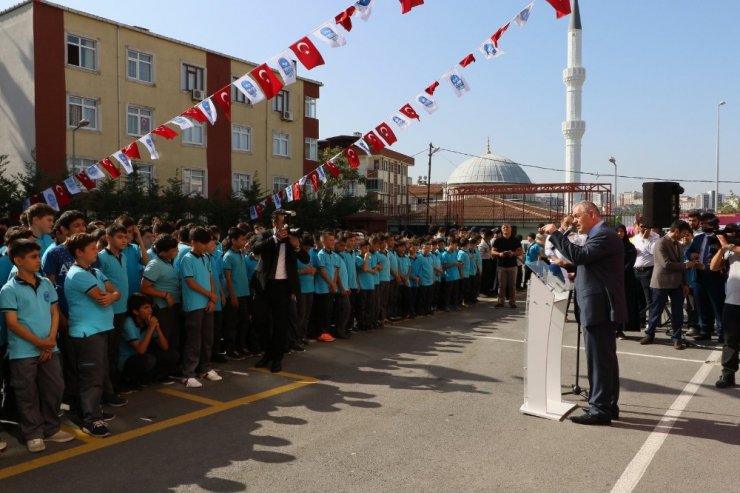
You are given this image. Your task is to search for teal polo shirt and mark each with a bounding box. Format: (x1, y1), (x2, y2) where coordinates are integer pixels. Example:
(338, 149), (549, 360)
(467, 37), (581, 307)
(122, 244), (143, 297)
(209, 252), (225, 312)
(245, 254), (258, 283)
(174, 243), (191, 271)
(297, 257), (315, 294)
(396, 254), (411, 284)
(355, 254), (375, 290)
(370, 251), (381, 285)
(466, 250), (478, 277)
(34, 233), (54, 258)
(419, 254), (434, 287)
(223, 250), (250, 298)
(340, 251), (357, 290)
(64, 265), (114, 338)
(118, 316), (159, 370)
(387, 250), (398, 278)
(378, 251), (391, 282)
(409, 256), (421, 288)
(315, 249), (337, 295)
(442, 251), (461, 281)
(98, 249), (129, 315)
(143, 255), (181, 309)
(457, 249), (470, 279)
(0, 274), (59, 359)
(180, 251), (212, 312)
(432, 252), (442, 282)
(337, 255), (349, 292)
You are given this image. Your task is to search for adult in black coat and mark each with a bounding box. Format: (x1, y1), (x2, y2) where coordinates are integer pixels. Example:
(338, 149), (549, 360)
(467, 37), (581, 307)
(616, 224), (640, 334)
(250, 210), (310, 372)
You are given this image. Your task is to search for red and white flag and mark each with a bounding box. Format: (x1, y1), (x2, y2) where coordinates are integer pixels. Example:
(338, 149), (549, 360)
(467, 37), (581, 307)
(52, 183), (72, 208)
(270, 51), (297, 86)
(152, 124), (178, 139)
(354, 139), (372, 156)
(325, 161), (341, 178)
(459, 53), (476, 68)
(250, 64), (284, 100)
(64, 176), (82, 195)
(492, 23), (510, 48)
(75, 170), (97, 190)
(443, 68), (471, 98)
(399, 103), (421, 121)
(375, 122), (398, 146)
(197, 98), (218, 125)
(169, 115), (195, 130)
(353, 0), (375, 21)
(364, 131), (385, 153)
(344, 147), (360, 169)
(214, 85), (232, 121)
(479, 39), (505, 60)
(400, 0), (424, 14)
(122, 142), (141, 160)
(98, 158), (121, 179)
(293, 182), (302, 201)
(313, 22), (346, 48)
(414, 92), (439, 114)
(309, 171), (320, 191)
(182, 106), (208, 124)
(545, 0), (572, 19)
(514, 2), (535, 27)
(234, 73), (266, 105)
(336, 6), (355, 32)
(289, 37), (325, 70)
(42, 187), (60, 211)
(112, 151), (134, 175)
(85, 164), (106, 180)
(138, 134), (159, 160)
(425, 81), (440, 96)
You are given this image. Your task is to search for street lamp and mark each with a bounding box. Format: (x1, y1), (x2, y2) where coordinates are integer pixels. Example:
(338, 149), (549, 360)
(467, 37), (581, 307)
(608, 156), (617, 219)
(716, 101), (726, 211)
(426, 143), (440, 230)
(72, 118), (90, 167)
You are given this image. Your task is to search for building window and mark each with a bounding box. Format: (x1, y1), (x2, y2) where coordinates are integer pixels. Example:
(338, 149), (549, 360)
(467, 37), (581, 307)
(126, 106), (152, 137)
(127, 50), (153, 83)
(305, 97), (317, 118)
(373, 159), (380, 170)
(67, 158), (102, 185)
(232, 172), (252, 195)
(181, 168), (206, 196)
(272, 90), (290, 113)
(232, 125), (252, 152)
(367, 179), (383, 192)
(182, 122), (204, 146)
(128, 163), (154, 191)
(67, 34), (97, 70)
(346, 181), (356, 195)
(67, 96), (98, 129)
(273, 176), (290, 194)
(272, 132), (290, 157)
(181, 63), (205, 91)
(304, 138), (318, 161)
(232, 76), (248, 104)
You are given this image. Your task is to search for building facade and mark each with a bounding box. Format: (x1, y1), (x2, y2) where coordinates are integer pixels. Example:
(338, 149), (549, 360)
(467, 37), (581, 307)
(0, 1), (321, 198)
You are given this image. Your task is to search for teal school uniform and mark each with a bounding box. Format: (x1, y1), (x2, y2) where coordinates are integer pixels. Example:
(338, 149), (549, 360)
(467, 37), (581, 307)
(122, 244), (143, 297)
(97, 249), (129, 315)
(143, 255), (181, 309)
(340, 251), (357, 290)
(180, 252), (212, 312)
(118, 316), (158, 370)
(223, 250), (250, 298)
(64, 265), (114, 338)
(442, 251), (461, 281)
(356, 254), (375, 290)
(378, 251), (391, 282)
(315, 249), (337, 295)
(0, 274), (58, 359)
(297, 257), (315, 294)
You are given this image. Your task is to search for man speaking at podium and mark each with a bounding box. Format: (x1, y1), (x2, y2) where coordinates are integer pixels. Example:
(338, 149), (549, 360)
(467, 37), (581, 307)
(544, 201), (626, 425)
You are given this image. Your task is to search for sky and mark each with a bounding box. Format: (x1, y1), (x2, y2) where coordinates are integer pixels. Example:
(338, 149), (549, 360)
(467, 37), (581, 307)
(3, 0), (739, 197)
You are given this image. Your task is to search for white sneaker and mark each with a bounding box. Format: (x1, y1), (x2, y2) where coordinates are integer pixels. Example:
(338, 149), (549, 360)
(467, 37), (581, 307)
(45, 430), (75, 443)
(184, 377), (202, 388)
(27, 438), (46, 453)
(202, 370), (222, 382)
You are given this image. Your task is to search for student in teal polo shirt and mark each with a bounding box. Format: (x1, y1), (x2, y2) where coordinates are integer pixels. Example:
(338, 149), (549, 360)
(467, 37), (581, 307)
(0, 240), (75, 452)
(115, 216), (150, 299)
(296, 236), (316, 347)
(141, 234), (182, 356)
(416, 241), (435, 316)
(64, 233), (121, 438)
(441, 239), (462, 311)
(243, 234), (260, 355)
(340, 232), (359, 332)
(207, 229), (227, 364)
(355, 240), (377, 331)
(377, 236), (392, 325)
(314, 231), (338, 343)
(369, 237), (382, 327)
(431, 241), (444, 312)
(457, 238), (472, 308)
(385, 235), (399, 320)
(223, 228), (251, 360)
(333, 237), (351, 339)
(25, 203), (55, 258)
(395, 241), (411, 318)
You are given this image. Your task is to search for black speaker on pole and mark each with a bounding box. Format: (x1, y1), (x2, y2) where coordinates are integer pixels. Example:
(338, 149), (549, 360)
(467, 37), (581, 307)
(642, 182), (684, 228)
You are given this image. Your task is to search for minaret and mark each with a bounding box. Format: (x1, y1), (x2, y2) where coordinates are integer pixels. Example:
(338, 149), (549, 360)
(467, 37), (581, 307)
(562, 0), (585, 184)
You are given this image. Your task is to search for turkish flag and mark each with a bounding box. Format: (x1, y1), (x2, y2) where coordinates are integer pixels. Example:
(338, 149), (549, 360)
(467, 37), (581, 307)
(250, 64), (284, 100)
(399, 103), (420, 121)
(182, 106), (208, 123)
(400, 0), (424, 14)
(289, 37), (325, 70)
(309, 171), (319, 191)
(459, 53), (476, 68)
(425, 81), (439, 96)
(344, 147), (360, 169)
(364, 131), (385, 153)
(75, 171), (96, 190)
(213, 85), (232, 121)
(375, 122), (398, 146)
(152, 125), (178, 140)
(98, 158), (121, 179)
(336, 6), (355, 31)
(492, 23), (510, 48)
(122, 142), (141, 159)
(29, 193), (43, 205)
(545, 0), (572, 19)
(293, 182), (302, 201)
(325, 161), (341, 178)
(53, 183), (72, 208)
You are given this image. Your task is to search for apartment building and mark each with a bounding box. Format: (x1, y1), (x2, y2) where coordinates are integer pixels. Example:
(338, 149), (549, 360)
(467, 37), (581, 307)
(0, 1), (321, 198)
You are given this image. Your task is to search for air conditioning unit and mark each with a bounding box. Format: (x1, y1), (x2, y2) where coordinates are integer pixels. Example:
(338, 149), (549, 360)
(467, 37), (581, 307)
(281, 110), (293, 121)
(191, 89), (205, 101)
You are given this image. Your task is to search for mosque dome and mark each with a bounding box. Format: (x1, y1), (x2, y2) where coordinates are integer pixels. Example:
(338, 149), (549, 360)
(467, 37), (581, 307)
(447, 145), (531, 185)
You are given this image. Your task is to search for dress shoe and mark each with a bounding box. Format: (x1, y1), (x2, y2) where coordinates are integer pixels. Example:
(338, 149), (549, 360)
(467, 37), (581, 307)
(639, 336), (654, 345)
(673, 340), (686, 350)
(715, 375), (736, 389)
(569, 412), (611, 426)
(585, 407), (619, 421)
(692, 334), (711, 341)
(270, 361), (282, 373)
(616, 331), (626, 340)
(255, 356), (271, 368)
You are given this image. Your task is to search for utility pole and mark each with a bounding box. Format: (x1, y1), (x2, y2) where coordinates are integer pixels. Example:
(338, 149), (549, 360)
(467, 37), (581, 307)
(426, 143), (439, 230)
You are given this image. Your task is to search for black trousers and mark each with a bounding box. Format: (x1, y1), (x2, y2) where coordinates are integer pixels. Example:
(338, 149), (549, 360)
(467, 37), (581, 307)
(225, 296), (251, 351)
(721, 303), (740, 377)
(583, 322), (620, 419)
(72, 331), (110, 423)
(313, 293), (332, 335)
(634, 268), (653, 324)
(443, 279), (460, 310)
(357, 289), (376, 330)
(155, 304), (183, 358)
(481, 259), (494, 294)
(254, 280), (294, 363)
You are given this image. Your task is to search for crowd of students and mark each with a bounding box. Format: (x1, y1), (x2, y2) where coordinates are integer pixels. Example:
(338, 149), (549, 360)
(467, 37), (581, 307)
(0, 204), (530, 454)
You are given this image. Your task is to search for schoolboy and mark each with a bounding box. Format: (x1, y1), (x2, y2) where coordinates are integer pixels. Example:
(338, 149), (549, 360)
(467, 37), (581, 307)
(417, 241), (435, 316)
(376, 235), (391, 325)
(207, 230), (228, 364)
(115, 215), (149, 298)
(296, 236), (316, 347)
(141, 234), (182, 356)
(432, 239), (444, 311)
(386, 235), (399, 320)
(179, 227), (221, 387)
(314, 230), (338, 342)
(65, 232), (121, 437)
(0, 240), (75, 452)
(355, 240), (376, 332)
(223, 228), (251, 360)
(441, 239), (462, 311)
(395, 241), (411, 318)
(25, 203), (55, 257)
(369, 236), (383, 327)
(457, 238), (471, 307)
(333, 237), (351, 339)
(408, 241), (421, 318)
(340, 233), (359, 331)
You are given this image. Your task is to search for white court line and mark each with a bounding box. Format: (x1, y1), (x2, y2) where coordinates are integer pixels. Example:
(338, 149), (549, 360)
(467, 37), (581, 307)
(610, 350), (722, 493)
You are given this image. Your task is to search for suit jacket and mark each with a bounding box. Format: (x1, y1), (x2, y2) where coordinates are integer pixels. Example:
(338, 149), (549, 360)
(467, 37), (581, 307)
(250, 230), (310, 297)
(649, 234), (686, 289)
(548, 222), (627, 327)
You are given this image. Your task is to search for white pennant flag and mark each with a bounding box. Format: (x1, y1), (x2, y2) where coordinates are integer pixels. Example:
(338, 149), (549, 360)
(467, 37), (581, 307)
(234, 74), (266, 105)
(317, 166), (327, 183)
(272, 193), (282, 210)
(85, 164), (107, 180)
(414, 92), (439, 115)
(270, 51), (297, 87)
(42, 187), (60, 211)
(285, 185), (294, 202)
(514, 2), (535, 28)
(111, 151), (134, 175)
(138, 134), (159, 160)
(390, 113), (412, 131)
(249, 206), (258, 220)
(479, 40), (505, 60)
(64, 176), (82, 195)
(443, 68), (471, 98)
(298, 175), (308, 186)
(354, 0), (375, 21)
(312, 22), (346, 48)
(197, 98), (218, 125)
(354, 138), (372, 155)
(169, 115), (195, 130)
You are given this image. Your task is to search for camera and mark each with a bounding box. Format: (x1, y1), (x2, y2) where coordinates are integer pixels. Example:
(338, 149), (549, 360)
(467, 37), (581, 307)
(279, 210), (302, 237)
(717, 224), (740, 245)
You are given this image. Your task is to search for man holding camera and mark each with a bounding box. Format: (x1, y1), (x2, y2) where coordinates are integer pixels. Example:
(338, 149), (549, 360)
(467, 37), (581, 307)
(710, 226), (740, 388)
(492, 224), (523, 308)
(250, 210), (309, 373)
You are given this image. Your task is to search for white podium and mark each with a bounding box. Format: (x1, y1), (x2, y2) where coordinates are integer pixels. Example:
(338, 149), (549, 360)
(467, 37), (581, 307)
(520, 261), (577, 421)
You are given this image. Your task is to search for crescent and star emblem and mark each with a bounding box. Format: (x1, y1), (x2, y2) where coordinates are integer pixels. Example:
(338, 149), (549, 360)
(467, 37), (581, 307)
(297, 42), (310, 55)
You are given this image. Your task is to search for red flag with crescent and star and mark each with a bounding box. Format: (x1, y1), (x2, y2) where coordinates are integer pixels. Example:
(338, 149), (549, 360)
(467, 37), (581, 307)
(344, 147), (360, 169)
(152, 125), (178, 140)
(52, 183), (72, 208)
(492, 23), (510, 48)
(75, 171), (96, 190)
(293, 182), (302, 201)
(98, 158), (121, 179)
(250, 64), (284, 100)
(375, 122), (398, 146)
(425, 81), (439, 96)
(400, 0), (424, 14)
(459, 53), (476, 68)
(545, 0), (572, 19)
(364, 131), (385, 153)
(399, 103), (421, 121)
(122, 142), (141, 160)
(325, 161), (341, 178)
(309, 171), (320, 191)
(336, 6), (356, 31)
(289, 37), (325, 70)
(214, 85), (232, 121)
(182, 106), (208, 123)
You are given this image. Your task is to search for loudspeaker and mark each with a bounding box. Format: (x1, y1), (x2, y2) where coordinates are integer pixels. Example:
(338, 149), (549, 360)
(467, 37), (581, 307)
(642, 182), (684, 228)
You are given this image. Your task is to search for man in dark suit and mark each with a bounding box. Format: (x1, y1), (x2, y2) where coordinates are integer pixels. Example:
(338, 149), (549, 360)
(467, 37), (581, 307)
(545, 201), (626, 425)
(250, 210), (310, 373)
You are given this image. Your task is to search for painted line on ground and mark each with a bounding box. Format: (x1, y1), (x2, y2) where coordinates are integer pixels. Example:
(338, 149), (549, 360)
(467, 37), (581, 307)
(157, 387), (226, 406)
(609, 350), (722, 493)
